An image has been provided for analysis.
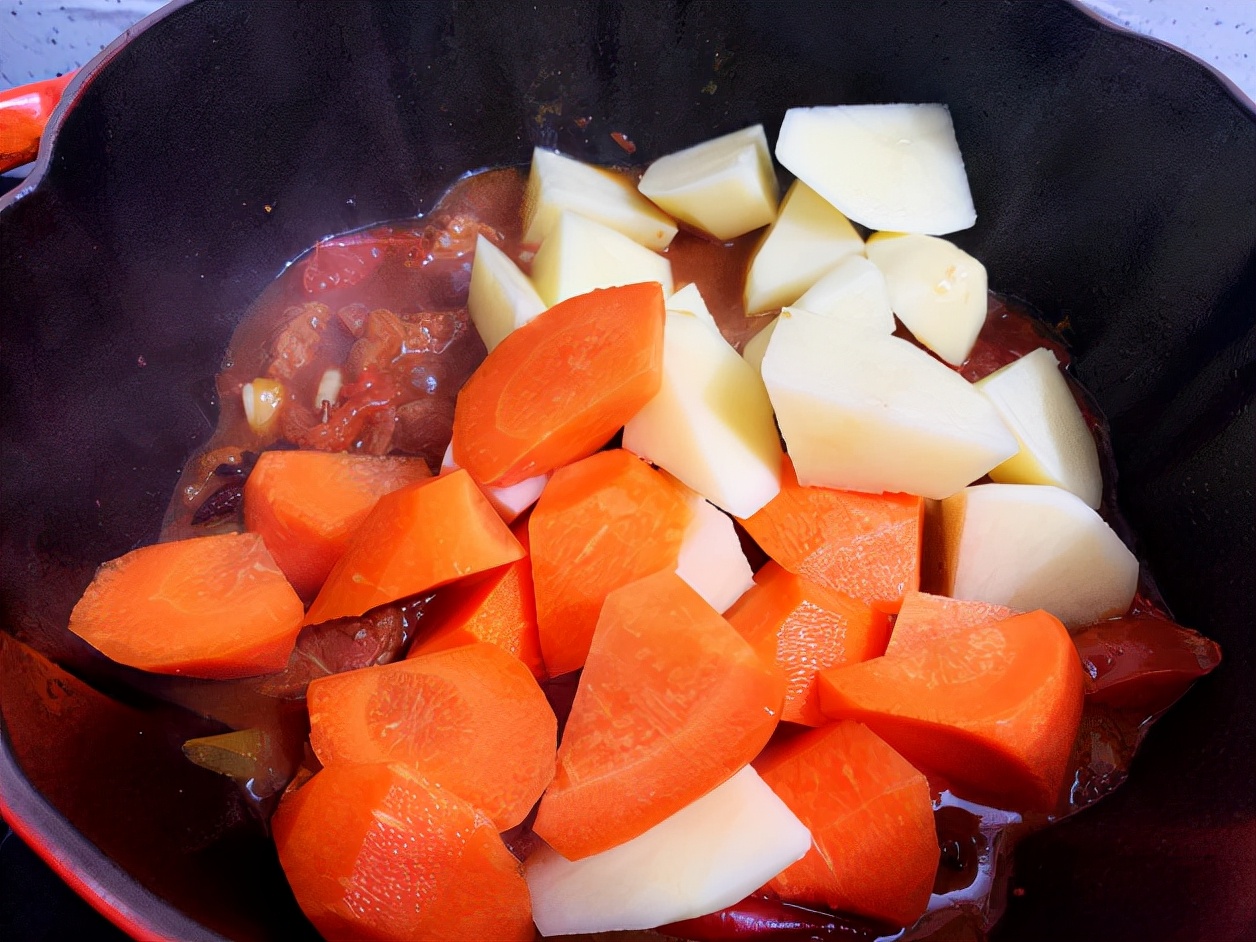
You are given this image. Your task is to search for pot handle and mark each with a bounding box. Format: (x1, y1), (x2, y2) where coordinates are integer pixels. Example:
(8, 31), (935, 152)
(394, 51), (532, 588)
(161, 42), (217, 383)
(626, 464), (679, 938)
(0, 71), (77, 174)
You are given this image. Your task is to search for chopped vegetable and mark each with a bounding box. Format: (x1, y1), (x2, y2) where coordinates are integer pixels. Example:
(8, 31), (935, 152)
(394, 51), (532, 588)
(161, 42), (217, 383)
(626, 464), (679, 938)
(406, 519), (546, 680)
(68, 532), (304, 679)
(451, 282), (666, 486)
(533, 570), (785, 860)
(755, 721), (939, 928)
(306, 642), (555, 829)
(531, 212), (675, 306)
(272, 763), (534, 942)
(739, 457), (924, 613)
(885, 590), (1016, 657)
(819, 609), (1085, 812)
(243, 450), (431, 600)
(726, 562), (889, 726)
(303, 469), (523, 626)
(529, 449), (692, 675)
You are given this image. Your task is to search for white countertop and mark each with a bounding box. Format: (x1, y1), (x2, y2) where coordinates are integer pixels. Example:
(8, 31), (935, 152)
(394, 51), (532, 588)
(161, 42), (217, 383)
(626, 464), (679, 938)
(2, 0), (1254, 101)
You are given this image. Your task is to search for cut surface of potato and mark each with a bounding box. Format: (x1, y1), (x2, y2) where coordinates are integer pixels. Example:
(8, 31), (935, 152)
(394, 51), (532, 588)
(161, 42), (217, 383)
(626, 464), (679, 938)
(776, 104), (976, 235)
(523, 148), (677, 249)
(526, 765), (811, 936)
(793, 255), (895, 333)
(638, 125), (778, 241)
(467, 235), (547, 352)
(531, 211), (674, 306)
(667, 282), (720, 334)
(940, 483), (1138, 627)
(675, 488), (755, 613)
(743, 181), (864, 314)
(975, 348), (1103, 508)
(624, 312), (782, 517)
(866, 232), (987, 365)
(742, 317), (777, 372)
(761, 314), (1017, 498)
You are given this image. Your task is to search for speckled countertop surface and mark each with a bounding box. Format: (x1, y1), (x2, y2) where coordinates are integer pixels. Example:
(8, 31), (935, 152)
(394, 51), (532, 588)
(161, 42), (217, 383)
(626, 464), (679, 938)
(2, 0), (1255, 100)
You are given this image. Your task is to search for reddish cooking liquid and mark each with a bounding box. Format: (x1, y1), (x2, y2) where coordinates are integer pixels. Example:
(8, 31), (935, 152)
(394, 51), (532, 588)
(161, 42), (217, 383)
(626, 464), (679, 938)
(3, 166), (1219, 942)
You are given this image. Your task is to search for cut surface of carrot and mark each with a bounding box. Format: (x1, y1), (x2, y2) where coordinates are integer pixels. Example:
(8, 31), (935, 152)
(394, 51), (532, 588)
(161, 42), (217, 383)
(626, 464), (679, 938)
(818, 610), (1085, 812)
(307, 642), (555, 829)
(530, 449), (692, 675)
(738, 457), (923, 613)
(451, 282), (666, 486)
(885, 591), (1016, 657)
(304, 469), (523, 626)
(533, 570), (785, 860)
(755, 721), (939, 928)
(272, 762), (533, 942)
(244, 450), (431, 599)
(726, 562), (889, 726)
(67, 532), (303, 679)
(406, 519), (545, 680)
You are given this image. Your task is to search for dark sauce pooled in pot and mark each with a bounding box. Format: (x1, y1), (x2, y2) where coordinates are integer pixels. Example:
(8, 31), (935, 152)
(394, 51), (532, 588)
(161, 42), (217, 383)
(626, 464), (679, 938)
(134, 166), (1222, 941)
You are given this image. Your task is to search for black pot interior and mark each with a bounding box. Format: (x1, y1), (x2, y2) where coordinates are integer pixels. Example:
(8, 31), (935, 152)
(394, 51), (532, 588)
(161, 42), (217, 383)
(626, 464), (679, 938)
(0, 1), (1253, 939)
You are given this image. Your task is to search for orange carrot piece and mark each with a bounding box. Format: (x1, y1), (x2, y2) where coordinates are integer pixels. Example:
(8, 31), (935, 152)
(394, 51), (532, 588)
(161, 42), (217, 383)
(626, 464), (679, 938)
(244, 450), (431, 600)
(738, 457), (923, 613)
(406, 519), (546, 680)
(530, 449), (692, 675)
(725, 562), (890, 726)
(533, 570), (785, 860)
(755, 721), (939, 928)
(452, 282), (666, 486)
(273, 763), (533, 942)
(886, 591), (1017, 657)
(304, 469), (523, 626)
(818, 610), (1085, 812)
(307, 642), (556, 829)
(67, 532), (303, 679)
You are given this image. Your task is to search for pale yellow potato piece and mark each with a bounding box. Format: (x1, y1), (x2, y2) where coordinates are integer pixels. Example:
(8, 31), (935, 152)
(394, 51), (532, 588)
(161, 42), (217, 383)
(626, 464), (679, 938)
(742, 180), (863, 314)
(939, 483), (1138, 627)
(638, 125), (778, 240)
(466, 235), (546, 351)
(793, 254), (895, 333)
(531, 211), (673, 306)
(667, 282), (720, 334)
(866, 231), (987, 365)
(523, 148), (677, 249)
(975, 348), (1103, 508)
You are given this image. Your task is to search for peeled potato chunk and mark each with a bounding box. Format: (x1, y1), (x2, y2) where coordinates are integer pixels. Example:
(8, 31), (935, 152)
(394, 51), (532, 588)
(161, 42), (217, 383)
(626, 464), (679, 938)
(523, 148), (677, 249)
(667, 282), (721, 334)
(624, 311), (782, 517)
(674, 485), (756, 613)
(638, 125), (779, 241)
(776, 103), (977, 235)
(975, 348), (1103, 508)
(761, 313), (1017, 498)
(793, 255), (895, 333)
(866, 232), (987, 365)
(742, 317), (777, 372)
(939, 483), (1138, 627)
(467, 235), (547, 352)
(743, 180), (864, 314)
(531, 211), (674, 306)
(526, 766), (811, 937)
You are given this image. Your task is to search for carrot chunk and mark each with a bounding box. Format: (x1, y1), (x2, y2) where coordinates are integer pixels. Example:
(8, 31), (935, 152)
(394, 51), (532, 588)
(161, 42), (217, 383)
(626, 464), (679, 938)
(307, 642), (555, 829)
(818, 610), (1085, 812)
(885, 590), (1016, 656)
(725, 562), (890, 726)
(244, 450), (431, 600)
(533, 570), (785, 860)
(738, 457), (923, 613)
(755, 721), (939, 928)
(273, 763), (533, 942)
(406, 519), (546, 680)
(304, 469), (523, 626)
(451, 282), (666, 486)
(67, 532), (303, 679)
(530, 449), (692, 675)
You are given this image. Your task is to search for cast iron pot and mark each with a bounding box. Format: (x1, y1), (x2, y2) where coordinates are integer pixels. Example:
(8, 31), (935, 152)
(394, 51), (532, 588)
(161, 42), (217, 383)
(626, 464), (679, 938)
(1, 1), (1253, 939)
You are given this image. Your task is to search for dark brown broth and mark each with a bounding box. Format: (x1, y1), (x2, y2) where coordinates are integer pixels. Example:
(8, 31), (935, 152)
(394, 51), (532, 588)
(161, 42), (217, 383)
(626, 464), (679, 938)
(147, 166), (1218, 942)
